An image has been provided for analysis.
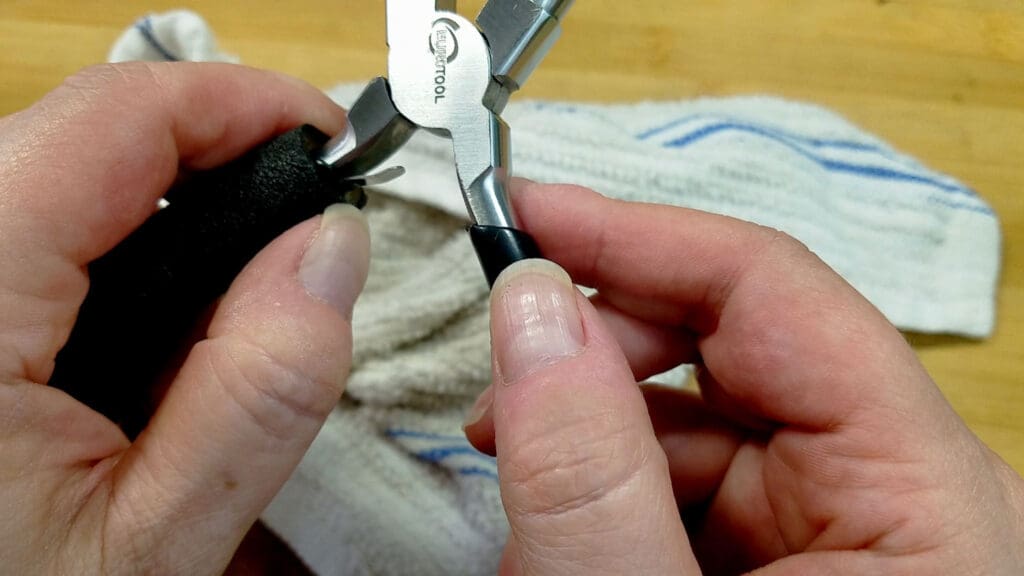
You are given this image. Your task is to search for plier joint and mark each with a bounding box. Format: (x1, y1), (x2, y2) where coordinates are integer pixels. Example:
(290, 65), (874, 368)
(319, 0), (574, 285)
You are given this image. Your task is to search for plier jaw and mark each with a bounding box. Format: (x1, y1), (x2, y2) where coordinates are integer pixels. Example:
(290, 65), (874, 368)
(318, 0), (574, 286)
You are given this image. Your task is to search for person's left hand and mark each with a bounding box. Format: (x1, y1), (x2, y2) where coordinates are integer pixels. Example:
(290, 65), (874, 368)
(0, 63), (371, 575)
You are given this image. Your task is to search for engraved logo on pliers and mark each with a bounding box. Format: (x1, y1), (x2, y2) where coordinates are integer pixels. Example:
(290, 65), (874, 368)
(429, 18), (460, 103)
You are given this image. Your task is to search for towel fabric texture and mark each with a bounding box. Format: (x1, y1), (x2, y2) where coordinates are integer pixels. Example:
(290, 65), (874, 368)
(110, 11), (1002, 576)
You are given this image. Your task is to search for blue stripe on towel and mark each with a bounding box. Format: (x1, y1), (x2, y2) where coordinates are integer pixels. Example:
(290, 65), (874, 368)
(927, 195), (998, 216)
(415, 445), (496, 464)
(135, 16), (179, 62)
(456, 466), (499, 480)
(638, 114), (882, 153)
(387, 428), (499, 480)
(649, 120), (992, 215)
(664, 122), (966, 193)
(522, 107), (990, 215)
(386, 429), (468, 442)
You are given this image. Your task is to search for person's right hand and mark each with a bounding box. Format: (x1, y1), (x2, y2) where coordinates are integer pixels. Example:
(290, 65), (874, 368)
(464, 182), (1024, 575)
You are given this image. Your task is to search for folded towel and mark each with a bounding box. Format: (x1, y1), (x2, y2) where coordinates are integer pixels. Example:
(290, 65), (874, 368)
(110, 11), (1002, 576)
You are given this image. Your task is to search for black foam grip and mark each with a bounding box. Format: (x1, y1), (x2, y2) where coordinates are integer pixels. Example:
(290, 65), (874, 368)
(469, 225), (543, 287)
(50, 125), (364, 435)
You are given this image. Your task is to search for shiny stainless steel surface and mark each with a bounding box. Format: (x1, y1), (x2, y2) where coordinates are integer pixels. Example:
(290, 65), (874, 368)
(323, 0), (573, 228)
(319, 77), (416, 176)
(386, 0), (514, 226)
(477, 0), (574, 98)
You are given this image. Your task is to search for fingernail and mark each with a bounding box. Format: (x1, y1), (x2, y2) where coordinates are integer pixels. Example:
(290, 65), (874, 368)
(493, 260), (584, 384)
(299, 204), (370, 319)
(463, 385), (494, 428)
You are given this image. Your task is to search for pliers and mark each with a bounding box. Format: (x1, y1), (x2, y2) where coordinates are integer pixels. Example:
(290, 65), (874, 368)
(323, 0), (574, 284)
(50, 0), (574, 432)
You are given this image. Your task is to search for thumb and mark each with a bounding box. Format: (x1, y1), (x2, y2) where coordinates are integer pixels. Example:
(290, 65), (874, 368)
(488, 260), (699, 576)
(106, 204), (370, 573)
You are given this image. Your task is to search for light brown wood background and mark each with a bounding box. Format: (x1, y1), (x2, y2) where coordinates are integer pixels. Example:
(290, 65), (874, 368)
(1, 1), (1021, 472)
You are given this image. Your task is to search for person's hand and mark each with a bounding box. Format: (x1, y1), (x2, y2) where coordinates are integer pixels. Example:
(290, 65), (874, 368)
(465, 183), (1024, 575)
(0, 63), (369, 574)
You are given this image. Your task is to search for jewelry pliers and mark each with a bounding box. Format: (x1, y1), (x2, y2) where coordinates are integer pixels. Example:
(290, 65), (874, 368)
(51, 0), (574, 431)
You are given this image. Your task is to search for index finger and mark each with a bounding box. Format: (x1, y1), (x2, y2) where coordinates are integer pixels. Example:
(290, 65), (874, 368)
(0, 62), (345, 265)
(512, 182), (946, 430)
(0, 62), (345, 383)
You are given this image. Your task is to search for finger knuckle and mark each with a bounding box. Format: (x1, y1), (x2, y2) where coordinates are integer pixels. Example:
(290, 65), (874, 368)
(722, 226), (846, 379)
(199, 336), (340, 441)
(503, 408), (656, 520)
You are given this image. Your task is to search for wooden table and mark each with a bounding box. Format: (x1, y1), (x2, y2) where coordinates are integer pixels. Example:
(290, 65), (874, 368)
(1, 1), (1021, 473)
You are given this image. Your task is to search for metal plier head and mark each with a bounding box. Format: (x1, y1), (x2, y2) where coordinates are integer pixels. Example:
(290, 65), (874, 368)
(318, 0), (574, 285)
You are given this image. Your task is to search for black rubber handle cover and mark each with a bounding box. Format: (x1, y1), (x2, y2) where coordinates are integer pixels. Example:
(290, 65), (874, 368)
(468, 225), (543, 287)
(50, 125), (364, 434)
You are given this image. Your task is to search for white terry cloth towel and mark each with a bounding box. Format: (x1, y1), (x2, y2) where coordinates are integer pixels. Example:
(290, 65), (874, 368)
(110, 10), (1003, 576)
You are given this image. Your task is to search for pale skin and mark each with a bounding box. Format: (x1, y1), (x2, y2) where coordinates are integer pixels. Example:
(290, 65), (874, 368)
(0, 62), (369, 574)
(0, 62), (1021, 575)
(465, 184), (1024, 575)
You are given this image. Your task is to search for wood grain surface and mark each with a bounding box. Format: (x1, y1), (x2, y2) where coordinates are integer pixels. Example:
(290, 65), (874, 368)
(1, 1), (1021, 473)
